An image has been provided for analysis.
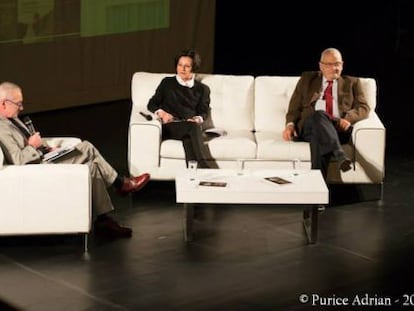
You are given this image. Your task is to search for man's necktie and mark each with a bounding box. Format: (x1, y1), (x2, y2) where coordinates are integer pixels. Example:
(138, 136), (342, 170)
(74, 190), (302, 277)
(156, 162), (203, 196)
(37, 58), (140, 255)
(9, 118), (31, 138)
(324, 80), (333, 118)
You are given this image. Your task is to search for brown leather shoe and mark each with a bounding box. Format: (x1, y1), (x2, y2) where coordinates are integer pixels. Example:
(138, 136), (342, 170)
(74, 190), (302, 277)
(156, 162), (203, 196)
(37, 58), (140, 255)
(94, 216), (132, 239)
(118, 173), (150, 196)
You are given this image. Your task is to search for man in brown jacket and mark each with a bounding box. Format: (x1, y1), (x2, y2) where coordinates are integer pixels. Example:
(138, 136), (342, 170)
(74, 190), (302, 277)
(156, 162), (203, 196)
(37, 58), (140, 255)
(282, 47), (370, 179)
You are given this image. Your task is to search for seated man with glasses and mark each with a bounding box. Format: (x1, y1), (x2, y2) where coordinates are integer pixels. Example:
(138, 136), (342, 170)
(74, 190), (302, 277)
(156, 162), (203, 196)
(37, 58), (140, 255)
(4, 98), (24, 109)
(0, 81), (151, 239)
(282, 47), (370, 179)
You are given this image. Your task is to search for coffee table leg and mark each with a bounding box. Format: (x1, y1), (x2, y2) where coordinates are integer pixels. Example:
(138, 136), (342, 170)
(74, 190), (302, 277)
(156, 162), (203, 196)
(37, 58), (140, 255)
(184, 203), (194, 242)
(303, 205), (318, 244)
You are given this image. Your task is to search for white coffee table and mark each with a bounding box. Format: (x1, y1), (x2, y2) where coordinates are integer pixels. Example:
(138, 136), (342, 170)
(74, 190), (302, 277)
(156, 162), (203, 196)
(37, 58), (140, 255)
(175, 169), (329, 243)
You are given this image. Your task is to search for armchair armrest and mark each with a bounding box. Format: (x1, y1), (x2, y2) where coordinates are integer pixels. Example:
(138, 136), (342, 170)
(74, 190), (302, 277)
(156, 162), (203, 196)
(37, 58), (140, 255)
(128, 111), (162, 176)
(0, 164), (91, 235)
(352, 112), (386, 182)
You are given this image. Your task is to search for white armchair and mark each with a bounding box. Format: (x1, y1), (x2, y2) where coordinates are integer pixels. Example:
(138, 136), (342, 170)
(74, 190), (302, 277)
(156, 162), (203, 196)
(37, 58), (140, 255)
(0, 138), (92, 252)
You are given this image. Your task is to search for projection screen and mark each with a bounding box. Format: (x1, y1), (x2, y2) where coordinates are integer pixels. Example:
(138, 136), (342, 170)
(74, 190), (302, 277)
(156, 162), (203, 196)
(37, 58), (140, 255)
(0, 0), (216, 113)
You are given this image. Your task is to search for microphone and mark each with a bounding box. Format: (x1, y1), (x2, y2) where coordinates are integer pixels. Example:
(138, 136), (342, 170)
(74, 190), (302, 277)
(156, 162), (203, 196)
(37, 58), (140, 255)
(22, 116), (36, 134)
(139, 111), (153, 121)
(23, 116), (51, 154)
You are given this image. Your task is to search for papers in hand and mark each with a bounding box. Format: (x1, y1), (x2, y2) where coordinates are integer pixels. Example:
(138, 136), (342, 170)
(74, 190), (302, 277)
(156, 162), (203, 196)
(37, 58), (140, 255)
(42, 141), (77, 162)
(204, 127), (227, 137)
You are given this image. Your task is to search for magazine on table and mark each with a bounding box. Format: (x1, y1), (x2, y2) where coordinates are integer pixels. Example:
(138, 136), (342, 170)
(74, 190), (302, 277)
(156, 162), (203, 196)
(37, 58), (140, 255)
(264, 176), (292, 185)
(199, 181), (227, 187)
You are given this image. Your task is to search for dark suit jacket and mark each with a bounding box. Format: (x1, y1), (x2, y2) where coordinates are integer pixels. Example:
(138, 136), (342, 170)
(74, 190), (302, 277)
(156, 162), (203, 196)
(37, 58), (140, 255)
(286, 71), (370, 134)
(147, 76), (210, 121)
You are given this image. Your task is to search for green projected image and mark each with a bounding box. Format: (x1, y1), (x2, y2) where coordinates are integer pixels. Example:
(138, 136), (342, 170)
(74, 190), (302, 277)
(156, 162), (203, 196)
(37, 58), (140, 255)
(81, 0), (169, 37)
(0, 0), (169, 44)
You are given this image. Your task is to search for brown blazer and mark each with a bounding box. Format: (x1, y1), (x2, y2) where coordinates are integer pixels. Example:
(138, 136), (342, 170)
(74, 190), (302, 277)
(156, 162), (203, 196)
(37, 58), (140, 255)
(286, 71), (370, 134)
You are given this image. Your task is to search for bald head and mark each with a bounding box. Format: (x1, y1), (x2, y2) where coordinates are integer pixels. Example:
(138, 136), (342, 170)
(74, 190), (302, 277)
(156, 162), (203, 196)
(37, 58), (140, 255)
(0, 82), (21, 102)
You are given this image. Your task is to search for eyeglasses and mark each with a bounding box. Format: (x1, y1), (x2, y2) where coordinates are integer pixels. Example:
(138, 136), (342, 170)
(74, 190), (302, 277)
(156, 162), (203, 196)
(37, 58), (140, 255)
(5, 99), (24, 109)
(320, 61), (343, 68)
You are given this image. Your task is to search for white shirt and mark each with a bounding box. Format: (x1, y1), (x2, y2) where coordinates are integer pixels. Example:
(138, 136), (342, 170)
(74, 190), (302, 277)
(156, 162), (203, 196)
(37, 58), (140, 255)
(315, 78), (339, 118)
(176, 74), (195, 88)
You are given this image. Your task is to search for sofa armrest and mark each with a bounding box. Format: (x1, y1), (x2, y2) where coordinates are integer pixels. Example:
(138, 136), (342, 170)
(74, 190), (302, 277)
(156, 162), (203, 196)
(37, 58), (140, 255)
(0, 164), (91, 234)
(128, 116), (162, 176)
(351, 112), (386, 182)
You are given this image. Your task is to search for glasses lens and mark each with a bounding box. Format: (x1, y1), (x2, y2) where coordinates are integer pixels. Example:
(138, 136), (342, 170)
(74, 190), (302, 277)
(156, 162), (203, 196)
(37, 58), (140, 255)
(6, 99), (23, 108)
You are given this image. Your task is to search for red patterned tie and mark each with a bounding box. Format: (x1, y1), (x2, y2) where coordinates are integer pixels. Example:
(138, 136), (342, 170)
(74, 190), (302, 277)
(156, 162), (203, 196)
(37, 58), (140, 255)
(324, 80), (333, 117)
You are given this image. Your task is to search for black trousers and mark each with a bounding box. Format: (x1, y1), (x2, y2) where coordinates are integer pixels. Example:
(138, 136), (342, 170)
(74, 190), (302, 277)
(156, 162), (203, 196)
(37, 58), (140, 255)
(299, 111), (352, 178)
(162, 121), (214, 168)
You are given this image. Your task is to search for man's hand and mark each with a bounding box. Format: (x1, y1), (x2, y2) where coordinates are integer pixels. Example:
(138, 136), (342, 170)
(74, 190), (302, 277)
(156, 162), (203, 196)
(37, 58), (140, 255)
(337, 118), (351, 131)
(28, 132), (43, 148)
(282, 125), (296, 141)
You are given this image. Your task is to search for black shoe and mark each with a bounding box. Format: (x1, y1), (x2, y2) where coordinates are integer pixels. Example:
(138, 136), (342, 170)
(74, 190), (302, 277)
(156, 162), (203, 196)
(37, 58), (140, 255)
(338, 158), (352, 172)
(333, 150), (353, 172)
(94, 215), (132, 239)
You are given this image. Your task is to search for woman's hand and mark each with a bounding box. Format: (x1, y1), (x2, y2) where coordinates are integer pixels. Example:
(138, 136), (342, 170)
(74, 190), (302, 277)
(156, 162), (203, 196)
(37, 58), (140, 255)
(156, 109), (174, 123)
(187, 116), (203, 124)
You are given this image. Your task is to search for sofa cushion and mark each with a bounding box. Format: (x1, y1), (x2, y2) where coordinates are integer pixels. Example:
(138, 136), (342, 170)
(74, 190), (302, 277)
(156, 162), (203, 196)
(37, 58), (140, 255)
(255, 131), (310, 160)
(160, 130), (257, 160)
(131, 72), (174, 114)
(254, 76), (300, 133)
(199, 74), (255, 132)
(207, 130), (257, 159)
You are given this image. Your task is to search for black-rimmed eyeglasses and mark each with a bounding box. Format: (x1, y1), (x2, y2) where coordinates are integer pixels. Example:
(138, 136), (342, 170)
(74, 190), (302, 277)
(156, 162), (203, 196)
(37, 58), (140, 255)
(320, 61), (343, 68)
(5, 99), (24, 109)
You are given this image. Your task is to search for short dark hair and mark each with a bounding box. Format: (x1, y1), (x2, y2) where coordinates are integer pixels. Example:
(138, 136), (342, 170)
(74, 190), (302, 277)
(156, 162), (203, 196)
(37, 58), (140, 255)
(174, 49), (201, 72)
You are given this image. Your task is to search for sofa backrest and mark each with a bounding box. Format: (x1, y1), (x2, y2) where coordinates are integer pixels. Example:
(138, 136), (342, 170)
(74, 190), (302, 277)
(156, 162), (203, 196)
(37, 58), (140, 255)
(198, 74), (255, 131)
(131, 72), (255, 132)
(131, 72), (174, 114)
(254, 76), (377, 133)
(254, 76), (300, 133)
(358, 77), (377, 111)
(132, 72), (377, 135)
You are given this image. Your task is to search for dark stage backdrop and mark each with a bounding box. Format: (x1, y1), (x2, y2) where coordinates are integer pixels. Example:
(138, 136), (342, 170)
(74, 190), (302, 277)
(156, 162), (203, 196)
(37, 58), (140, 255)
(214, 1), (412, 144)
(0, 0), (216, 113)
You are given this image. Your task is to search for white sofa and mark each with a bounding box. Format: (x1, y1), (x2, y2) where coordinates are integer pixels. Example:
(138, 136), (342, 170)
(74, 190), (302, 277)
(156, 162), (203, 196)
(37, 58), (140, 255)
(0, 138), (92, 252)
(128, 72), (385, 187)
